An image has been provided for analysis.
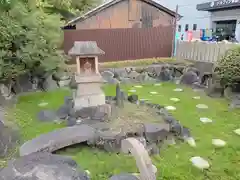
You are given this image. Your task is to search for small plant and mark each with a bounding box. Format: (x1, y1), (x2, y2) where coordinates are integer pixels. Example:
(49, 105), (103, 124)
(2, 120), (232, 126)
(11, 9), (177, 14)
(215, 45), (240, 87)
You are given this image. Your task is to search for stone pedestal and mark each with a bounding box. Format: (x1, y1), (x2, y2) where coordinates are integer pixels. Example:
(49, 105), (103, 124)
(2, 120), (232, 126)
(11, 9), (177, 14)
(73, 74), (106, 111)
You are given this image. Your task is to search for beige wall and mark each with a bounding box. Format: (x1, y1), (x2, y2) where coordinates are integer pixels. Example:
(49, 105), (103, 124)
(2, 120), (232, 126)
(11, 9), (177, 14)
(76, 0), (174, 30)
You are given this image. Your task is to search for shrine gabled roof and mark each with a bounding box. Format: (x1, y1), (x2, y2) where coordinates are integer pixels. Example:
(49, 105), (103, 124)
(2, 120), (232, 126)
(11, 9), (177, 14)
(68, 41), (105, 56)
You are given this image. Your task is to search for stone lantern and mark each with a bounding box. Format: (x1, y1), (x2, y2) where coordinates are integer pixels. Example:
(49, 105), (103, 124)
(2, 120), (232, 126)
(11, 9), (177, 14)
(68, 41), (106, 111)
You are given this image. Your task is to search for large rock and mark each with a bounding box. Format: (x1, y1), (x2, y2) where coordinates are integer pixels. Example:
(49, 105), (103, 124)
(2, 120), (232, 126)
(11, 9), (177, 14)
(180, 71), (199, 85)
(157, 66), (173, 81)
(0, 123), (19, 158)
(0, 152), (89, 180)
(37, 110), (59, 122)
(144, 123), (170, 143)
(19, 125), (96, 156)
(42, 76), (59, 91)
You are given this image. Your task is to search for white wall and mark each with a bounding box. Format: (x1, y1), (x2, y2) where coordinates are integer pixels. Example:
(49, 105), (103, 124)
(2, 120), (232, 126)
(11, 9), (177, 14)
(156, 0), (214, 40)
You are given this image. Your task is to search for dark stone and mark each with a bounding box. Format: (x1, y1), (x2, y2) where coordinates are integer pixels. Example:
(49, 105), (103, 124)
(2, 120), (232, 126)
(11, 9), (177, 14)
(42, 75), (59, 91)
(91, 111), (106, 121)
(205, 75), (224, 98)
(163, 115), (176, 124)
(56, 104), (72, 120)
(0, 125), (19, 158)
(67, 117), (77, 127)
(69, 76), (77, 89)
(37, 110), (59, 122)
(128, 94), (138, 103)
(110, 174), (139, 180)
(180, 127), (191, 139)
(0, 152), (89, 180)
(180, 71), (199, 85)
(170, 121), (183, 136)
(157, 66), (173, 81)
(116, 83), (121, 107)
(144, 123), (170, 143)
(95, 130), (125, 152)
(185, 67), (200, 76)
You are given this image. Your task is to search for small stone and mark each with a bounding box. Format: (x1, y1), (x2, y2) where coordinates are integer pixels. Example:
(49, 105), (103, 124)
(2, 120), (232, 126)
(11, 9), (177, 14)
(128, 89), (136, 93)
(85, 170), (90, 175)
(193, 96), (201, 100)
(212, 139), (226, 147)
(154, 83), (162, 86)
(149, 91), (158, 95)
(170, 98), (180, 102)
(196, 104), (208, 109)
(186, 137), (196, 147)
(200, 117), (213, 123)
(38, 102), (48, 107)
(173, 88), (183, 92)
(190, 156), (210, 170)
(165, 106), (176, 111)
(76, 119), (82, 124)
(234, 129), (240, 135)
(134, 85), (143, 88)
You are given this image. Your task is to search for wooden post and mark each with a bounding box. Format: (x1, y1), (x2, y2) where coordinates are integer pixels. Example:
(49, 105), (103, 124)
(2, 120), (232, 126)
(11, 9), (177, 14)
(76, 56), (80, 74)
(171, 5), (179, 58)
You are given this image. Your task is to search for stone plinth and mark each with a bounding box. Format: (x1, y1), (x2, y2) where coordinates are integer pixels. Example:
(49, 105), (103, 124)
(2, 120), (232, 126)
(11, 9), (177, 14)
(73, 74), (106, 111)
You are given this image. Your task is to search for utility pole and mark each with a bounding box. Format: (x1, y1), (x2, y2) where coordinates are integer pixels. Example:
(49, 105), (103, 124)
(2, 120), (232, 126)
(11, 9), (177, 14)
(171, 5), (179, 58)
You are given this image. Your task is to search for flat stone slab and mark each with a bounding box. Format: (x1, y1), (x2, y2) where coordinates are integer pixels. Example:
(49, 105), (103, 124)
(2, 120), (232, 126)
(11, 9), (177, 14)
(190, 156), (210, 170)
(196, 104), (208, 109)
(38, 102), (48, 107)
(193, 96), (201, 100)
(165, 106), (176, 111)
(200, 117), (213, 123)
(134, 85), (143, 88)
(19, 125), (96, 156)
(173, 88), (183, 92)
(212, 139), (226, 147)
(234, 129), (240, 135)
(170, 98), (180, 102)
(154, 83), (162, 86)
(129, 89), (137, 93)
(149, 91), (158, 95)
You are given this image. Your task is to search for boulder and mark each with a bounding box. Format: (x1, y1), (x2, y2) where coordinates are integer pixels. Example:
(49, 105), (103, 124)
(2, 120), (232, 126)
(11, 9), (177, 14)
(157, 67), (173, 81)
(128, 95), (138, 103)
(37, 110), (59, 122)
(179, 71), (199, 85)
(52, 71), (71, 81)
(128, 71), (140, 80)
(0, 152), (89, 180)
(42, 76), (59, 91)
(205, 75), (224, 98)
(144, 123), (170, 143)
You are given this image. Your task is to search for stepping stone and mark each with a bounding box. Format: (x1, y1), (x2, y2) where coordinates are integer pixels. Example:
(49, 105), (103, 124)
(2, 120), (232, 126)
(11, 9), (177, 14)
(196, 104), (208, 109)
(149, 91), (158, 95)
(134, 85), (143, 88)
(212, 139), (226, 147)
(154, 83), (162, 86)
(85, 170), (90, 175)
(186, 137), (196, 147)
(200, 117), (213, 123)
(128, 89), (136, 93)
(234, 129), (240, 136)
(140, 98), (150, 101)
(173, 88), (183, 92)
(165, 106), (176, 111)
(175, 80), (180, 85)
(190, 156), (210, 170)
(170, 98), (180, 102)
(38, 102), (48, 107)
(193, 96), (201, 100)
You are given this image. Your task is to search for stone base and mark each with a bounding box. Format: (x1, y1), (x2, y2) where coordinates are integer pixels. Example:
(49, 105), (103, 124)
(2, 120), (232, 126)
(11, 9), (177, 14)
(74, 93), (106, 111)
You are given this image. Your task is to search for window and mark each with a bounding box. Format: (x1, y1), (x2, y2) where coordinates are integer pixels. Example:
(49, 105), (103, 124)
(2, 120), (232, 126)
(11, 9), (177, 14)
(185, 24), (189, 31)
(178, 25), (181, 32)
(193, 24), (197, 31)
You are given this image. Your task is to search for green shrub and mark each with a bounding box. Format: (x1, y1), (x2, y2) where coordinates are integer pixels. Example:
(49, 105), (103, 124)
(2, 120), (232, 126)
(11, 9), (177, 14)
(215, 46), (240, 87)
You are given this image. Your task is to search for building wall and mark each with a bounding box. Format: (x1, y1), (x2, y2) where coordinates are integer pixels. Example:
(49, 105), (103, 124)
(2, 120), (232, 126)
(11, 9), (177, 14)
(157, 0), (213, 40)
(210, 8), (240, 22)
(75, 0), (174, 29)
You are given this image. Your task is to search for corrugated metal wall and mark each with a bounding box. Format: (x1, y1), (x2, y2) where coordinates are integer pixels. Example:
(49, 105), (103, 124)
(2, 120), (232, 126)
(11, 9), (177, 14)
(64, 26), (173, 62)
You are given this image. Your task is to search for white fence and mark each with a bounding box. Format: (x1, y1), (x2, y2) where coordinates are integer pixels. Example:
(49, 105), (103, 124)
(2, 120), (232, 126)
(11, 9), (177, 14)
(176, 40), (240, 63)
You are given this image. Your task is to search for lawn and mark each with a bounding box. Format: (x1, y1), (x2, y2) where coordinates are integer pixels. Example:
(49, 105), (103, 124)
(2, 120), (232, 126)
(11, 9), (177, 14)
(4, 83), (240, 180)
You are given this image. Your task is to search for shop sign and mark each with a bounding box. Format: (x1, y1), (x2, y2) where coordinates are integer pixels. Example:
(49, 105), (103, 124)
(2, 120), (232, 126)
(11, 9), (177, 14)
(210, 0), (240, 7)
